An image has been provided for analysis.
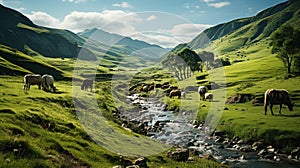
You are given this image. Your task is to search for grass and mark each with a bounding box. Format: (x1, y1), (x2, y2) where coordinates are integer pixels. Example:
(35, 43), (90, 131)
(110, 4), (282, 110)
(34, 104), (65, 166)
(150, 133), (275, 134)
(0, 43), (227, 167)
(133, 37), (300, 153)
(17, 23), (50, 34)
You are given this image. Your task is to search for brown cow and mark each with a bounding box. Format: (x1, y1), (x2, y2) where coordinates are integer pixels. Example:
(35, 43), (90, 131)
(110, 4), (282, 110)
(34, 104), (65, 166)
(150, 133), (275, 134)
(169, 90), (182, 98)
(264, 89), (293, 115)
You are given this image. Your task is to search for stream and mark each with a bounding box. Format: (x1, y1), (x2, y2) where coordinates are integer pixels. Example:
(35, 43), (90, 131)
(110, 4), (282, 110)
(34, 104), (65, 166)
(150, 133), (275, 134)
(122, 94), (300, 168)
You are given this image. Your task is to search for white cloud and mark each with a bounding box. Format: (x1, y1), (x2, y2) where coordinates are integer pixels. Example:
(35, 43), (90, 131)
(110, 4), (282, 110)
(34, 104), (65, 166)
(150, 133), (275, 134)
(62, 0), (89, 4)
(27, 10), (142, 35)
(131, 23), (212, 48)
(25, 10), (212, 48)
(207, 1), (230, 8)
(26, 11), (60, 28)
(0, 0), (3, 4)
(61, 10), (142, 34)
(146, 15), (156, 21)
(132, 33), (183, 48)
(203, 0), (215, 2)
(112, 2), (132, 8)
(164, 23), (212, 43)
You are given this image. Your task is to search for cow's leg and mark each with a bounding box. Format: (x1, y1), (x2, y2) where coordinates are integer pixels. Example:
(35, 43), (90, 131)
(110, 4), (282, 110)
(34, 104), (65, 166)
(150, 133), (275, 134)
(38, 84), (41, 90)
(279, 104), (282, 114)
(270, 104), (274, 115)
(264, 106), (267, 115)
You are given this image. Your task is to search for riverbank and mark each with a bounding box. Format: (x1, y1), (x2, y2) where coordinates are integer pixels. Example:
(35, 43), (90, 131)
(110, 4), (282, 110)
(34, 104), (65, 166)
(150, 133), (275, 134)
(117, 93), (300, 167)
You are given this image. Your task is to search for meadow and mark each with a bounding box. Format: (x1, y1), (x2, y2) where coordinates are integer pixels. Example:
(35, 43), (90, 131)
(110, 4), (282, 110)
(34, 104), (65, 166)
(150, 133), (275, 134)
(0, 37), (299, 167)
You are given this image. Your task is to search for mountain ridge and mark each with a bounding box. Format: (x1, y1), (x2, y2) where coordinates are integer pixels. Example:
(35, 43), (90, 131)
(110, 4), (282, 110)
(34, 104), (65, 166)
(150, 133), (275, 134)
(187, 0), (300, 50)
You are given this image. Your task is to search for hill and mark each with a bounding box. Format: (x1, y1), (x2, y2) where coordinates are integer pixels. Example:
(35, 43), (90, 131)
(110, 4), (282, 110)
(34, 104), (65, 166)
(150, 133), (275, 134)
(188, 0), (300, 51)
(78, 28), (168, 59)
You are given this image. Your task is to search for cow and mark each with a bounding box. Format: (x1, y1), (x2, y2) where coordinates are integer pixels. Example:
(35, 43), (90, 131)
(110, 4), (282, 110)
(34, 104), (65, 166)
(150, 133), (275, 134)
(41, 74), (56, 92)
(23, 74), (42, 90)
(81, 79), (93, 92)
(181, 91), (186, 99)
(204, 93), (213, 101)
(169, 89), (182, 98)
(264, 89), (293, 115)
(198, 86), (208, 100)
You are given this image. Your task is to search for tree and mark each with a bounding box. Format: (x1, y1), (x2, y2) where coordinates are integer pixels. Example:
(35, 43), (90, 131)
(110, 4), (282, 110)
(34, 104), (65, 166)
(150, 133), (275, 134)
(270, 24), (300, 73)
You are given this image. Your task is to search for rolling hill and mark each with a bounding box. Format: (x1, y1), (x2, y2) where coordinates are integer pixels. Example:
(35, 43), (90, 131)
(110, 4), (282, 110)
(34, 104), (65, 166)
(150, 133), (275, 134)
(187, 0), (300, 52)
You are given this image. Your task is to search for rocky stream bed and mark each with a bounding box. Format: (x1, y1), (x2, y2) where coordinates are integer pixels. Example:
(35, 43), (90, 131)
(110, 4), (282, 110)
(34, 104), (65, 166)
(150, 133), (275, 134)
(118, 94), (300, 167)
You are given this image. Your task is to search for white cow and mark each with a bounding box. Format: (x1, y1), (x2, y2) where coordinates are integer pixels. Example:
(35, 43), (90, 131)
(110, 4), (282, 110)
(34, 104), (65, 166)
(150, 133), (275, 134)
(204, 93), (213, 101)
(198, 86), (208, 100)
(41, 74), (56, 92)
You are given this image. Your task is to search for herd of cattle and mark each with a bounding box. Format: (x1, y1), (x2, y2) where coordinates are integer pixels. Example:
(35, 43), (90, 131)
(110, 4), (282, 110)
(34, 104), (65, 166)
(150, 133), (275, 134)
(130, 82), (215, 101)
(22, 74), (294, 115)
(22, 74), (93, 92)
(23, 74), (57, 92)
(130, 82), (294, 115)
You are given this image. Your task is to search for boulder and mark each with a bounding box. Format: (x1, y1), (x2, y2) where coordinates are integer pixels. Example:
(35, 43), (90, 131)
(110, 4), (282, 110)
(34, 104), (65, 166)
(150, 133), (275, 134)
(251, 96), (264, 106)
(167, 148), (189, 161)
(226, 94), (252, 104)
(291, 147), (300, 157)
(133, 157), (148, 168)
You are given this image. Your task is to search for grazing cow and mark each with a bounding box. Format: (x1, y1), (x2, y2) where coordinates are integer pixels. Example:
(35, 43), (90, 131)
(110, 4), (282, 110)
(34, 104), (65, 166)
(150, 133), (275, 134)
(198, 86), (208, 100)
(23, 74), (42, 90)
(81, 79), (93, 92)
(140, 84), (149, 92)
(155, 83), (162, 88)
(264, 89), (293, 115)
(169, 89), (182, 98)
(204, 93), (213, 101)
(181, 91), (186, 99)
(161, 84), (170, 89)
(41, 74), (56, 92)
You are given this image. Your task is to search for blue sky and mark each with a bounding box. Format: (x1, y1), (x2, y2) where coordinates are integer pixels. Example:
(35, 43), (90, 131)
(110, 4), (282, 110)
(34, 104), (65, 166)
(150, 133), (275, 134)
(1, 0), (287, 47)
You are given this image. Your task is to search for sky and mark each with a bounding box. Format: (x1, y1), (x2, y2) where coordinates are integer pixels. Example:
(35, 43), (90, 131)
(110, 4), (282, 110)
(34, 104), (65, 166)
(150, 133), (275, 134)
(1, 0), (287, 48)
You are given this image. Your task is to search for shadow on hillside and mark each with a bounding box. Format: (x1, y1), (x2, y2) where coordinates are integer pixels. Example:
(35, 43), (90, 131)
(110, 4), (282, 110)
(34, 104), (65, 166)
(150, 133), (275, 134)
(274, 114), (300, 117)
(43, 91), (66, 94)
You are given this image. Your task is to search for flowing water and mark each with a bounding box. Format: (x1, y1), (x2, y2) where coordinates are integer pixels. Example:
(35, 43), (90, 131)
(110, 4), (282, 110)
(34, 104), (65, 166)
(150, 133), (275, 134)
(123, 95), (300, 167)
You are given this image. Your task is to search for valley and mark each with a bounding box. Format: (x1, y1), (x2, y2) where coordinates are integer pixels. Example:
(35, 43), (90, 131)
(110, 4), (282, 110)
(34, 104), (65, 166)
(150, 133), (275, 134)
(0, 0), (300, 167)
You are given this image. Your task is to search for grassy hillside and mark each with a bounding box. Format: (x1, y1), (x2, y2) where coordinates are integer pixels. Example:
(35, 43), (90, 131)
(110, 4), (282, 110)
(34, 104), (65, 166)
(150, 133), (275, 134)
(0, 42), (227, 167)
(188, 0), (300, 50)
(131, 32), (300, 152)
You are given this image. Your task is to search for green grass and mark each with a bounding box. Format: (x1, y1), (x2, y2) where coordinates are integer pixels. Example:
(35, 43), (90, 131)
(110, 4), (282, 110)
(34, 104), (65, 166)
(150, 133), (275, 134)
(0, 42), (226, 167)
(17, 23), (50, 34)
(134, 38), (300, 153)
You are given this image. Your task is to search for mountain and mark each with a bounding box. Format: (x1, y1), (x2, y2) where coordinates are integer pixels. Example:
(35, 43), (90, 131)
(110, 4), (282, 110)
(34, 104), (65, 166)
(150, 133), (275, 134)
(187, 0), (300, 51)
(78, 28), (168, 58)
(0, 4), (97, 60)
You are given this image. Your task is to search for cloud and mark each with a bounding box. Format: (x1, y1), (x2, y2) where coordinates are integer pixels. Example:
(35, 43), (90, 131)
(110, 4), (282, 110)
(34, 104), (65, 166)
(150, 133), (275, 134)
(61, 10), (142, 34)
(207, 1), (230, 8)
(25, 10), (212, 48)
(203, 0), (215, 2)
(27, 10), (142, 35)
(132, 33), (183, 49)
(112, 2), (132, 8)
(62, 0), (89, 4)
(130, 23), (212, 48)
(26, 11), (60, 28)
(162, 23), (212, 43)
(146, 15), (156, 21)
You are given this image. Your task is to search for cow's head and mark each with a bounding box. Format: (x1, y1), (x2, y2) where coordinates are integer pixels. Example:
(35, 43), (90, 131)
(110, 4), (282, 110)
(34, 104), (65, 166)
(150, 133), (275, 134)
(288, 103), (294, 111)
